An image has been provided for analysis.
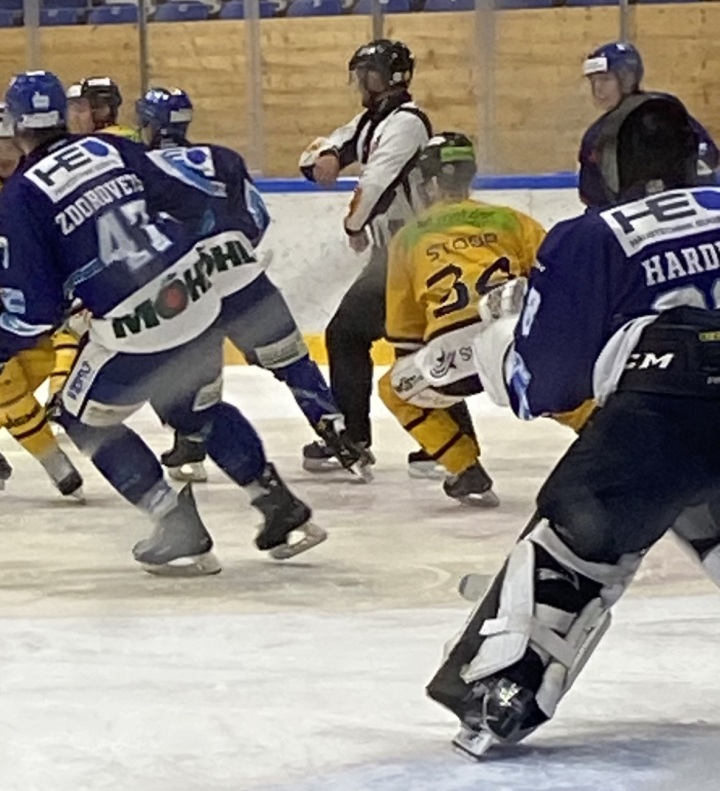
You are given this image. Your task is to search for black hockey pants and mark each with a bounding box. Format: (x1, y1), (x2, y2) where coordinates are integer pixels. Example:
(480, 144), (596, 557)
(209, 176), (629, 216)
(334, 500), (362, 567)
(325, 245), (476, 447)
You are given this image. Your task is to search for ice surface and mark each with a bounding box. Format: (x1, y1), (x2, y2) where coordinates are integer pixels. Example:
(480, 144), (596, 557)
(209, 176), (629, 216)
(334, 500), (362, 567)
(0, 368), (718, 790)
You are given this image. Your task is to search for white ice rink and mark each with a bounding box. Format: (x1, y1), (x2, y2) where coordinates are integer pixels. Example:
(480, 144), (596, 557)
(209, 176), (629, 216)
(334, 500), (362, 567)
(1, 368), (719, 791)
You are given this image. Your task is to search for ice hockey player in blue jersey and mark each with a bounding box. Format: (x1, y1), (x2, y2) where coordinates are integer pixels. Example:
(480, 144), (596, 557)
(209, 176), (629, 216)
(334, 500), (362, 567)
(425, 93), (720, 759)
(579, 41), (718, 208)
(0, 70), (327, 573)
(135, 86), (373, 483)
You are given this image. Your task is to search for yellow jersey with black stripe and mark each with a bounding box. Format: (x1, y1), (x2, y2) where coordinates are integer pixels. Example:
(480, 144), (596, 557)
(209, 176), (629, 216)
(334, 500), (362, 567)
(386, 198), (546, 348)
(102, 124), (140, 141)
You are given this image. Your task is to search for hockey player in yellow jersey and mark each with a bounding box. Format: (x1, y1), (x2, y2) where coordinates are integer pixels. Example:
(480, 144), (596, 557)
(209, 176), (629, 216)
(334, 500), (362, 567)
(66, 77), (139, 140)
(0, 106), (84, 499)
(379, 132), (546, 506)
(47, 77), (139, 420)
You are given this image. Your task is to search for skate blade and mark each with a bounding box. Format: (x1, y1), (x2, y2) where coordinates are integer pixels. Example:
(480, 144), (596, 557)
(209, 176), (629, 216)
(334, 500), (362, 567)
(452, 726), (496, 761)
(456, 489), (501, 508)
(302, 458), (343, 473)
(458, 572), (492, 602)
(349, 461), (374, 483)
(66, 487), (87, 505)
(139, 551), (222, 577)
(269, 522), (328, 560)
(408, 463), (445, 480)
(168, 463), (208, 483)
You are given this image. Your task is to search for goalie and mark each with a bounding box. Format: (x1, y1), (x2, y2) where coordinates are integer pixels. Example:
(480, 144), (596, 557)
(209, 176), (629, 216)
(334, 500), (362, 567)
(378, 132), (545, 505)
(426, 95), (720, 759)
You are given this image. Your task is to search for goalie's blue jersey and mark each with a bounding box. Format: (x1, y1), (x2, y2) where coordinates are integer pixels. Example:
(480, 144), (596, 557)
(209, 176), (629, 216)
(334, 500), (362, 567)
(508, 186), (720, 419)
(0, 134), (269, 361)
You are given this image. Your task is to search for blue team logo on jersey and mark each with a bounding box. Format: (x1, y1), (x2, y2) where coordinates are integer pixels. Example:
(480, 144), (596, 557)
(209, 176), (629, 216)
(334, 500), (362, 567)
(147, 148), (226, 198)
(186, 148), (209, 167)
(81, 139), (110, 158)
(693, 189), (720, 211)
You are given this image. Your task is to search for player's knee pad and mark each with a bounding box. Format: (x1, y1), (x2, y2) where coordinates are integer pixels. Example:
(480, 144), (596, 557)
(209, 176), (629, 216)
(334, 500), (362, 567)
(252, 328), (309, 371)
(458, 520), (641, 721)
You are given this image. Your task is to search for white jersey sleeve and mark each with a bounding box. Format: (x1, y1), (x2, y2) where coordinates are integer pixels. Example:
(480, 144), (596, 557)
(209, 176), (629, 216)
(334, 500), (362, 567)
(298, 113), (365, 176)
(344, 109), (430, 245)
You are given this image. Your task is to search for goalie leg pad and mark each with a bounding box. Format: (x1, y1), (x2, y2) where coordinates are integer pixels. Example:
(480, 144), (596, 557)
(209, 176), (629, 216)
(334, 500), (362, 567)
(429, 519), (641, 735)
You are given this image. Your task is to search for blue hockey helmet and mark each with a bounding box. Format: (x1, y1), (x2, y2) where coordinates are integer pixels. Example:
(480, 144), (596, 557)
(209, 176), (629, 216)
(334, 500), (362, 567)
(136, 87), (193, 142)
(5, 70), (66, 131)
(583, 42), (644, 94)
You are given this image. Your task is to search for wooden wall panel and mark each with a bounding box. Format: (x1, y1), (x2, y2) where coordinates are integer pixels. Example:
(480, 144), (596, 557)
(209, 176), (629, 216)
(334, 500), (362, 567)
(0, 5), (714, 176)
(259, 16), (372, 175)
(32, 26), (140, 128)
(148, 21), (248, 149)
(634, 4), (720, 129)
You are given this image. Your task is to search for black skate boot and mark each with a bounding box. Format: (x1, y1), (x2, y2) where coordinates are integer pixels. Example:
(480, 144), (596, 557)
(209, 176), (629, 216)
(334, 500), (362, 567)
(0, 452), (12, 491)
(133, 485), (221, 576)
(161, 432), (208, 483)
(407, 449), (444, 480)
(443, 462), (500, 508)
(302, 440), (340, 472)
(314, 415), (375, 482)
(251, 463), (327, 560)
(41, 447), (86, 503)
(453, 677), (546, 760)
(56, 468), (86, 503)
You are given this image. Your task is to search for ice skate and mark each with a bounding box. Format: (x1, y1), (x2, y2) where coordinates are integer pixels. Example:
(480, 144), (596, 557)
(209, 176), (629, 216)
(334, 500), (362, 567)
(161, 433), (208, 484)
(453, 676), (543, 761)
(133, 484), (221, 576)
(302, 440), (341, 473)
(314, 415), (375, 482)
(443, 462), (500, 508)
(56, 468), (86, 504)
(0, 452), (12, 491)
(407, 449), (445, 480)
(42, 448), (86, 504)
(251, 463), (327, 560)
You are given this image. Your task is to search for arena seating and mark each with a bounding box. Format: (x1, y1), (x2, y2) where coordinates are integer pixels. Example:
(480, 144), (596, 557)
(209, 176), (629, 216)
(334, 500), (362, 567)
(0, 7), (17, 23)
(154, 0), (209, 18)
(286, 0), (343, 15)
(88, 3), (138, 21)
(10, 0), (715, 26)
(219, 0), (277, 16)
(40, 6), (81, 22)
(352, 0), (410, 12)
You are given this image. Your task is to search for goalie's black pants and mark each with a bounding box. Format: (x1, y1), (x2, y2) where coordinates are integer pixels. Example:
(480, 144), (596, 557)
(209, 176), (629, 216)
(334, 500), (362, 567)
(427, 389), (720, 716)
(325, 245), (476, 448)
(537, 390), (720, 564)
